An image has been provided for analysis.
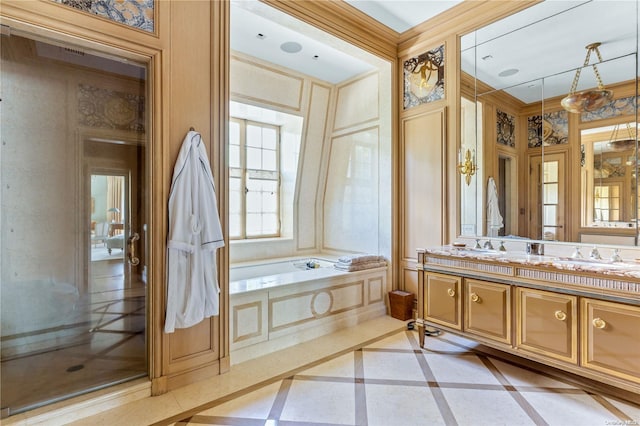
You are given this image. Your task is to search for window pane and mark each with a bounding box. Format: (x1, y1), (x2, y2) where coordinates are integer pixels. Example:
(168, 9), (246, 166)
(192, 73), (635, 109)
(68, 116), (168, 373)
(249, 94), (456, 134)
(229, 213), (241, 238)
(262, 213), (279, 234)
(543, 205), (556, 225)
(247, 147), (261, 169)
(544, 161), (558, 181)
(229, 177), (242, 215)
(246, 189), (261, 213)
(544, 183), (558, 204)
(262, 127), (277, 150)
(263, 150), (277, 171)
(247, 125), (262, 148)
(246, 212), (261, 235)
(229, 121), (240, 145)
(229, 145), (240, 168)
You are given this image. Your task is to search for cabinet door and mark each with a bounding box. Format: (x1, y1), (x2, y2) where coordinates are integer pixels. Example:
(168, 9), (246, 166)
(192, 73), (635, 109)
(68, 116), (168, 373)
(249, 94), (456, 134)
(516, 288), (577, 363)
(425, 273), (461, 330)
(464, 279), (511, 344)
(581, 298), (640, 383)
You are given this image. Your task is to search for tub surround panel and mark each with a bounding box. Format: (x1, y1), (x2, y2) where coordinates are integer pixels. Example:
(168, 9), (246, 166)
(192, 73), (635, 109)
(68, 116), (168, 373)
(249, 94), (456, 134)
(297, 83), (332, 251)
(231, 292), (268, 350)
(333, 72), (379, 131)
(229, 265), (387, 362)
(324, 127), (380, 253)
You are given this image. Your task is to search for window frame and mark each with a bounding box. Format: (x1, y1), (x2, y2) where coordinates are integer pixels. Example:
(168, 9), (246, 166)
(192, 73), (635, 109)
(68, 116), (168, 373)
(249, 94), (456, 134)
(229, 117), (281, 240)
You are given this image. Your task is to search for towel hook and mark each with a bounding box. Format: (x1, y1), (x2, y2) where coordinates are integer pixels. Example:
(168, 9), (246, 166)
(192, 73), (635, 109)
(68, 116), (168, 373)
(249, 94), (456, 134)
(189, 126), (195, 131)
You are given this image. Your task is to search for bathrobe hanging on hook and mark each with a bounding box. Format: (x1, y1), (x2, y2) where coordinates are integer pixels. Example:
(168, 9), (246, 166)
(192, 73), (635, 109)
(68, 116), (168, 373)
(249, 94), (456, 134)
(165, 130), (224, 333)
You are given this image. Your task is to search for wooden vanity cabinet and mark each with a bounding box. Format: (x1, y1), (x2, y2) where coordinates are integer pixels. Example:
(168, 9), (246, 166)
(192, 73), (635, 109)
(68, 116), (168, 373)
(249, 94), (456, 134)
(581, 298), (640, 383)
(464, 279), (511, 345)
(424, 272), (462, 330)
(516, 288), (577, 363)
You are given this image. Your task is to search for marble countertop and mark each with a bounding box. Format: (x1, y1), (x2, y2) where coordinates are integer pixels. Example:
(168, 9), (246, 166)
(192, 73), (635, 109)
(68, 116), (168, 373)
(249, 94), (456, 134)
(423, 246), (640, 279)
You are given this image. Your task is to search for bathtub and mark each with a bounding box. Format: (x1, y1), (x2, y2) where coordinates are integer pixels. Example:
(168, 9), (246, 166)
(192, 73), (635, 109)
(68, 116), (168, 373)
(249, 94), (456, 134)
(229, 257), (388, 364)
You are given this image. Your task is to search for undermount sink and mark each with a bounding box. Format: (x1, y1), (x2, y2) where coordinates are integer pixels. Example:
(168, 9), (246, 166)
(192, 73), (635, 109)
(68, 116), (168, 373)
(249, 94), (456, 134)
(551, 257), (640, 269)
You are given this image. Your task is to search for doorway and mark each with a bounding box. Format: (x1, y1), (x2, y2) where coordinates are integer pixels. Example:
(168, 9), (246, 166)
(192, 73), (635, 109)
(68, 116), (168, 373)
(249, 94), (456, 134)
(0, 33), (148, 416)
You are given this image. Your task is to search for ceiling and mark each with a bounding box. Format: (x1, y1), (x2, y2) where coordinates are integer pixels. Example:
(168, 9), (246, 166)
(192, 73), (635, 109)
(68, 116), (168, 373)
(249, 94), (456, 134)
(231, 1), (640, 103)
(230, 0), (461, 84)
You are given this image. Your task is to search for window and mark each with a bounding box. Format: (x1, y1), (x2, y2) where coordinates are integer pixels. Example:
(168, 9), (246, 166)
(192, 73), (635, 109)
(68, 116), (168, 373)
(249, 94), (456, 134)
(229, 118), (280, 239)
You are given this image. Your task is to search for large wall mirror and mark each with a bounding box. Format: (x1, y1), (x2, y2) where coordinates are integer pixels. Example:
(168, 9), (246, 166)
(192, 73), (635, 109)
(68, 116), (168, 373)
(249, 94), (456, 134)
(460, 0), (639, 246)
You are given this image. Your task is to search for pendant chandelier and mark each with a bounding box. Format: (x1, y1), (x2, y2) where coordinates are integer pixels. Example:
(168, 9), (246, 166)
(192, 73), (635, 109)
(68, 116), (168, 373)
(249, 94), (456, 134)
(561, 42), (613, 114)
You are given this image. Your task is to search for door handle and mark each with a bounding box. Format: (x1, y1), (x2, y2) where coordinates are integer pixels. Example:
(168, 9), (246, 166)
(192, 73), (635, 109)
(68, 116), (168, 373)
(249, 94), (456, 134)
(127, 232), (140, 265)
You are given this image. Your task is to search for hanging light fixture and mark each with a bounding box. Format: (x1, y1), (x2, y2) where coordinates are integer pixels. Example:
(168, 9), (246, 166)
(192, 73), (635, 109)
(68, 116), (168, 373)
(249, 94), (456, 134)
(606, 123), (637, 152)
(561, 42), (613, 114)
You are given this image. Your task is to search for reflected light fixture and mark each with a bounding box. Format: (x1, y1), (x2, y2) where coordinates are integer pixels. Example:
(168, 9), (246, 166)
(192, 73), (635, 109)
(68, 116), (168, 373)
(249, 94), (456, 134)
(607, 123), (637, 152)
(457, 148), (477, 186)
(561, 42), (613, 113)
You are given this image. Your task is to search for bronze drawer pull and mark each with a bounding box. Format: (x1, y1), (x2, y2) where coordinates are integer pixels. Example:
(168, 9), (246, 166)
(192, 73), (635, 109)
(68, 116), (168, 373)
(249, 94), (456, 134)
(470, 293), (480, 303)
(447, 288), (456, 297)
(592, 317), (606, 329)
(554, 310), (567, 321)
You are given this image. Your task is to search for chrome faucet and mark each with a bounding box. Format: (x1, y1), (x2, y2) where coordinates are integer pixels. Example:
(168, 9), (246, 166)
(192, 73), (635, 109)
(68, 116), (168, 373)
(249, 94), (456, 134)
(483, 240), (494, 250)
(610, 248), (623, 263)
(590, 246), (602, 260)
(499, 241), (506, 252)
(571, 246), (583, 259)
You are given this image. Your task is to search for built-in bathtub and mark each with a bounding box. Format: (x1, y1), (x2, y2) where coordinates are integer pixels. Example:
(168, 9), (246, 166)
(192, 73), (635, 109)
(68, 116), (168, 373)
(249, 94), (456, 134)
(229, 257), (388, 363)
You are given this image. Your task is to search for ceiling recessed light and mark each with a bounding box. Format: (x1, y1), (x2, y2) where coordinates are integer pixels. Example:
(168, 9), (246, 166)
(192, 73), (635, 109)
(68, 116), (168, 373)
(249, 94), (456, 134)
(280, 41), (302, 54)
(498, 68), (519, 77)
(313, 55), (319, 60)
(256, 33), (266, 40)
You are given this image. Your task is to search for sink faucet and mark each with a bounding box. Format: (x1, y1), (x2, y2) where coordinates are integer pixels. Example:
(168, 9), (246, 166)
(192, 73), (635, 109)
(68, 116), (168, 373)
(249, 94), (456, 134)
(483, 240), (494, 250)
(610, 248), (623, 263)
(590, 246), (602, 260)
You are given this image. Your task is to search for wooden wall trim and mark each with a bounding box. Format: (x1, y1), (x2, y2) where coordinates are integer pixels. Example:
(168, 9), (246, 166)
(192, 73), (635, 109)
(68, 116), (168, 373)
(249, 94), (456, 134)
(0, 0), (163, 50)
(212, 0), (231, 368)
(259, 0), (397, 61)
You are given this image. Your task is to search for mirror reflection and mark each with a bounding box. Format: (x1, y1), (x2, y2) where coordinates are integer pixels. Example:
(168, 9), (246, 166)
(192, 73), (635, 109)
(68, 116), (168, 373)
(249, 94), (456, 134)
(460, 0), (639, 245)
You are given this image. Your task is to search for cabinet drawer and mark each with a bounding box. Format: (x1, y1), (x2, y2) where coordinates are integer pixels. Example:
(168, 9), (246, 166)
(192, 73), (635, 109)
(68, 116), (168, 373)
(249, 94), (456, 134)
(516, 288), (577, 363)
(464, 279), (511, 345)
(424, 272), (462, 330)
(581, 298), (640, 383)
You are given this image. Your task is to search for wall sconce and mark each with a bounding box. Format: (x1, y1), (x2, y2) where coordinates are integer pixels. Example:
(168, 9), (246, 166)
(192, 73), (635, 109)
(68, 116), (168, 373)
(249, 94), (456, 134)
(458, 148), (477, 185)
(409, 58), (439, 98)
(561, 42), (613, 113)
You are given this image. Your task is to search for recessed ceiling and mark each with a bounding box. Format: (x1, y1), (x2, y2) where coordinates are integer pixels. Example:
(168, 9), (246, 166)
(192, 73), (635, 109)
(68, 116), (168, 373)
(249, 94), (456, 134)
(231, 0), (463, 84)
(231, 1), (381, 84)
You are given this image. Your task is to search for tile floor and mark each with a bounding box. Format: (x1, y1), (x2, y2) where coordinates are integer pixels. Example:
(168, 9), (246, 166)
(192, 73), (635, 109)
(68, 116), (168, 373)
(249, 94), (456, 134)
(164, 329), (640, 426)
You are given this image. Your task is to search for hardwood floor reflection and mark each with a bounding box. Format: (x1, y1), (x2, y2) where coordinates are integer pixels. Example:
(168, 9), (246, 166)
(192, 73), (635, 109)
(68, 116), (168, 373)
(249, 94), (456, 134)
(1, 258), (146, 415)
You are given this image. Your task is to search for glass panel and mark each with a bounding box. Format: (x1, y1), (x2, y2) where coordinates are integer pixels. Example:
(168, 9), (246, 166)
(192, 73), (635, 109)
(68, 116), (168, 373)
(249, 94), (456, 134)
(544, 183), (559, 204)
(229, 145), (241, 169)
(263, 150), (277, 171)
(246, 125), (262, 147)
(246, 147), (261, 169)
(262, 127), (277, 150)
(544, 161), (558, 182)
(1, 35), (148, 414)
(543, 205), (557, 226)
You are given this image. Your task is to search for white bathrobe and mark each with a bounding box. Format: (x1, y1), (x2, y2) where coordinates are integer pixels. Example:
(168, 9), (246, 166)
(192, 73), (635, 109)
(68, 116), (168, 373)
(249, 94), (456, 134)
(486, 177), (504, 237)
(164, 131), (224, 333)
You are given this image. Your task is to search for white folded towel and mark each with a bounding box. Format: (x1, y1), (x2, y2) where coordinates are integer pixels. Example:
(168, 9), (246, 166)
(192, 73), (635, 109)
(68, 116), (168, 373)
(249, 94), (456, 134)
(337, 254), (385, 265)
(334, 260), (387, 272)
